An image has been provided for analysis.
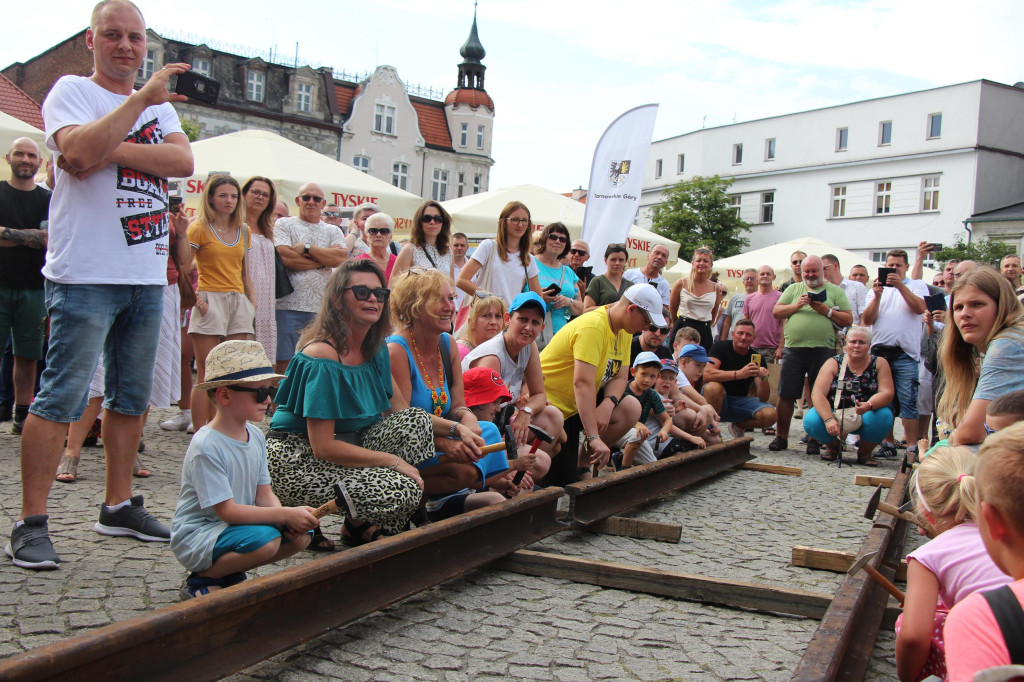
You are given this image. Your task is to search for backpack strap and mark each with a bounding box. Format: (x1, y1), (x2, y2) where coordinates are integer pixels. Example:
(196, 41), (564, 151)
(982, 585), (1024, 665)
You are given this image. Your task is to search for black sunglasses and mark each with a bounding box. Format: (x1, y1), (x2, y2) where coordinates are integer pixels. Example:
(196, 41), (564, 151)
(548, 233), (568, 243)
(366, 227), (391, 236)
(421, 215), (444, 224)
(226, 385), (278, 402)
(300, 194), (324, 203)
(569, 248), (588, 256)
(344, 285), (390, 302)
(649, 325), (669, 334)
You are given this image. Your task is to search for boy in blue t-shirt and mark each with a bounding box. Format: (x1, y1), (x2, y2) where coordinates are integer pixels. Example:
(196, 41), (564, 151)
(172, 340), (319, 599)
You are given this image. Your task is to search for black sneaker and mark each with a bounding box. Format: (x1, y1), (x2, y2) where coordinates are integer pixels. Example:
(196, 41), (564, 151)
(5, 515), (60, 570)
(806, 439), (820, 456)
(873, 442), (899, 459)
(94, 495), (170, 542)
(0, 403), (11, 422)
(10, 417), (24, 435)
(799, 434), (809, 445)
(768, 436), (788, 451)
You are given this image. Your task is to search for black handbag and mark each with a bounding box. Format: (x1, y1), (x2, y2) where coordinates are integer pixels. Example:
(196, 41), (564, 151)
(274, 248), (294, 299)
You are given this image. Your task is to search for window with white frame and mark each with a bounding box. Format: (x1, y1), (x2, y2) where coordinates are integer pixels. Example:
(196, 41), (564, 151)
(459, 123), (468, 147)
(879, 120), (892, 146)
(476, 125), (485, 149)
(760, 192), (774, 223)
(457, 172), (465, 198)
(296, 83), (313, 112)
(373, 103), (396, 135)
(832, 186), (847, 218)
(246, 70), (265, 102)
(870, 251), (888, 263)
(733, 143), (743, 165)
(473, 173), (481, 194)
(729, 195), (741, 219)
(765, 138), (776, 161)
(836, 127), (849, 152)
(655, 159), (663, 179)
(875, 181), (892, 214)
(432, 169), (449, 201)
(138, 49), (156, 80)
(392, 162), (409, 190)
(928, 113), (942, 139)
(192, 58), (210, 77)
(677, 154), (685, 174)
(922, 176), (940, 211)
(353, 155), (370, 174)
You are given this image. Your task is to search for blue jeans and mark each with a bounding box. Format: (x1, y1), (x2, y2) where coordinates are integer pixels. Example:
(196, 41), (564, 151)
(275, 309), (315, 362)
(29, 282), (162, 422)
(804, 406), (895, 445)
(889, 352), (919, 420)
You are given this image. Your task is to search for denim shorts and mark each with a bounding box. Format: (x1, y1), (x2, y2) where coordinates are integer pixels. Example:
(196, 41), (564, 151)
(275, 309), (316, 362)
(720, 395), (774, 424)
(29, 282), (162, 422)
(889, 352), (919, 420)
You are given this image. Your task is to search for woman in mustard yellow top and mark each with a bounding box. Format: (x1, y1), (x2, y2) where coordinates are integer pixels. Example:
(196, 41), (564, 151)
(183, 174), (255, 431)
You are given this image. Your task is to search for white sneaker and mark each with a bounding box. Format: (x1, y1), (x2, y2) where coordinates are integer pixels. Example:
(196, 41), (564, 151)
(160, 412), (191, 431)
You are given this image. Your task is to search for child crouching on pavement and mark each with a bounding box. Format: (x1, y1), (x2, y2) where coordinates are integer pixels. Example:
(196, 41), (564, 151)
(944, 422), (1024, 680)
(615, 353), (706, 469)
(654, 359), (716, 457)
(424, 367), (532, 522)
(172, 341), (318, 599)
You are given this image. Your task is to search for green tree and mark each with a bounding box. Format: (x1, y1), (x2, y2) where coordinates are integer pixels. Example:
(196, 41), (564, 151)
(180, 118), (201, 142)
(650, 174), (750, 260)
(934, 234), (1015, 267)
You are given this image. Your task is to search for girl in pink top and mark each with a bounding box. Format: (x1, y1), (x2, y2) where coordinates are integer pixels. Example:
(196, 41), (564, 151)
(896, 446), (1012, 681)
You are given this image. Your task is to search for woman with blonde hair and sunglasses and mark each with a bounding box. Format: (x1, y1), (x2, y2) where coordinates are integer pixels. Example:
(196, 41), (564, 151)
(455, 294), (507, 361)
(391, 200), (455, 282)
(670, 246), (726, 352)
(456, 201), (545, 307)
(937, 266), (1024, 446)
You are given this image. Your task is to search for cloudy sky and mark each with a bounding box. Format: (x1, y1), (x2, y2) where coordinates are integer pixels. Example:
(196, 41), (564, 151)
(4, 0), (1023, 192)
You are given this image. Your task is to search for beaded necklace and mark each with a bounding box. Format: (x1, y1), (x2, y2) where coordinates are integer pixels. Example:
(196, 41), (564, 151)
(410, 333), (448, 415)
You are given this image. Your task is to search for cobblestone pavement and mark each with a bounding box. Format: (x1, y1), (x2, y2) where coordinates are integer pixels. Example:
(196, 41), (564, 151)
(0, 408), (915, 679)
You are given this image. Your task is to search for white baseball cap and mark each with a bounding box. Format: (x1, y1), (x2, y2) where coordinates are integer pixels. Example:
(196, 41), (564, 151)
(622, 285), (667, 327)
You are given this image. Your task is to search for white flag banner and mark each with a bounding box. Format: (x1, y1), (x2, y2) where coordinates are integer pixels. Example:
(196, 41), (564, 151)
(581, 104), (659, 276)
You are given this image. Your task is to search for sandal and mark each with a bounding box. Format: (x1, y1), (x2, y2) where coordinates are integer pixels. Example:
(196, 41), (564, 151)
(762, 427), (776, 436)
(308, 526), (336, 552)
(341, 518), (384, 547)
(56, 453), (80, 483)
(821, 443), (840, 462)
(132, 454), (151, 478)
(180, 573), (230, 600)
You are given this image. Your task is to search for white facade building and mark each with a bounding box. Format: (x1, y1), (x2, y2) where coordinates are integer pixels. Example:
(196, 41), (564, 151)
(639, 80), (1024, 261)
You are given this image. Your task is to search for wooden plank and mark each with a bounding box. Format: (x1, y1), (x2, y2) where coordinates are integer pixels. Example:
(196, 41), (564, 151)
(556, 511), (682, 543)
(492, 550), (833, 620)
(854, 475), (894, 488)
(792, 546), (907, 582)
(0, 488), (567, 682)
(736, 462), (803, 477)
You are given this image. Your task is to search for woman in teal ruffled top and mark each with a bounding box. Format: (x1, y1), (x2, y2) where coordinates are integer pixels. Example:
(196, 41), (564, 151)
(266, 260), (486, 547)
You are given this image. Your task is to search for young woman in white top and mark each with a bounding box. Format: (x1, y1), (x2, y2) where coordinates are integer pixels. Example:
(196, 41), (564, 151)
(242, 176), (277, 364)
(456, 201), (546, 307)
(670, 246), (725, 352)
(392, 200), (454, 282)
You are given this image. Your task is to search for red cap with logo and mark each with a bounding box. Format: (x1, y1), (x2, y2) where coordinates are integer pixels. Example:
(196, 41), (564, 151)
(463, 366), (513, 407)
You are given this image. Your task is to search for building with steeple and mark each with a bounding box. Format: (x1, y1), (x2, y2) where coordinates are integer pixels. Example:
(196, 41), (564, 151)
(2, 10), (495, 206)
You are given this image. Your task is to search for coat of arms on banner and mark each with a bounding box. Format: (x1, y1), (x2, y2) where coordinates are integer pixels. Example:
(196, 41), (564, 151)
(608, 160), (631, 187)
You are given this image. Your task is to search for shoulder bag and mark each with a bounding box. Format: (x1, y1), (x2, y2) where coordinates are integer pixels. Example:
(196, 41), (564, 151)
(833, 354), (863, 435)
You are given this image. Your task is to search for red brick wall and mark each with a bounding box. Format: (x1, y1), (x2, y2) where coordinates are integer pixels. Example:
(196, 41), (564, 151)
(2, 32), (93, 105)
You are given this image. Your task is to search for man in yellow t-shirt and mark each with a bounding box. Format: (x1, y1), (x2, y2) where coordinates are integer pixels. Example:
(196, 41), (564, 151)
(540, 285), (667, 485)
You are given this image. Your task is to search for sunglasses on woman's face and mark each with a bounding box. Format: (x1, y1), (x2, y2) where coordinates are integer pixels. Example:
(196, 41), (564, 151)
(421, 214), (444, 224)
(343, 285), (390, 302)
(366, 227), (391, 236)
(548, 234), (568, 243)
(226, 385), (278, 402)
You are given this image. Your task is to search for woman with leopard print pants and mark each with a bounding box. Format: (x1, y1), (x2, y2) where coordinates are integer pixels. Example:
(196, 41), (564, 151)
(266, 260), (486, 546)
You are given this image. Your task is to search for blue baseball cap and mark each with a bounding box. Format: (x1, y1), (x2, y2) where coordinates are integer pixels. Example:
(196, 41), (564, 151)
(509, 291), (546, 314)
(659, 359), (680, 375)
(632, 351), (662, 369)
(677, 344), (709, 363)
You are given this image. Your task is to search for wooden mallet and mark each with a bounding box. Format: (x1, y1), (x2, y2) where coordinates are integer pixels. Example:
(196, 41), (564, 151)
(848, 550), (904, 604)
(864, 484), (935, 538)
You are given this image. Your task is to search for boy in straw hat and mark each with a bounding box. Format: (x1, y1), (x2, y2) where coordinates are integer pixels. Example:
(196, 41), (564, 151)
(172, 340), (319, 599)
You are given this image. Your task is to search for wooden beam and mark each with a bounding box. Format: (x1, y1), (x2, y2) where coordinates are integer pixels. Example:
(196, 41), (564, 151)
(792, 546), (907, 581)
(492, 550), (833, 619)
(854, 475), (894, 488)
(556, 512), (682, 543)
(735, 462), (802, 477)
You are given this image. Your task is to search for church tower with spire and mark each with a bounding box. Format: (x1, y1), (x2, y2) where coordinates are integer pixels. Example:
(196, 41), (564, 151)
(444, 4), (494, 195)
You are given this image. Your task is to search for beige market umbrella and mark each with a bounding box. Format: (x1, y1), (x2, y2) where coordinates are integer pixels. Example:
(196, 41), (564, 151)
(442, 184), (681, 273)
(665, 235), (939, 293)
(0, 111), (47, 183)
(178, 130), (424, 234)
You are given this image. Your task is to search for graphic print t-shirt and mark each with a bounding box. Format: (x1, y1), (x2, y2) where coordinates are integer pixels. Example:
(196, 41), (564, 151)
(42, 76), (184, 285)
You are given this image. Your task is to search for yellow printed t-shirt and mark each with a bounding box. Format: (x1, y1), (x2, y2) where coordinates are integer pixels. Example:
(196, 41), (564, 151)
(540, 306), (631, 419)
(187, 222), (250, 293)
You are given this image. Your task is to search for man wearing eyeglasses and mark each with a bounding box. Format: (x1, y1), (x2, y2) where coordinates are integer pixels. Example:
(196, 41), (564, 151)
(629, 323), (672, 365)
(568, 240), (592, 318)
(273, 182), (347, 373)
(623, 244), (671, 318)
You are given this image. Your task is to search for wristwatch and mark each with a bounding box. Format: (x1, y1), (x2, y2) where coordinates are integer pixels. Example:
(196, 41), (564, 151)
(521, 406), (534, 416)
(304, 243), (311, 254)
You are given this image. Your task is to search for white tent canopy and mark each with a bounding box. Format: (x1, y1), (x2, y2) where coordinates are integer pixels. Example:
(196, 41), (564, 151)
(0, 111), (47, 183)
(665, 236), (939, 293)
(442, 184), (681, 272)
(179, 130), (423, 231)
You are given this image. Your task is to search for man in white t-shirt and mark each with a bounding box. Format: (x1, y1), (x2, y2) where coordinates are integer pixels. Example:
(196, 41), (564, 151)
(10, 0), (195, 571)
(623, 244), (671, 316)
(273, 181), (347, 373)
(823, 253), (867, 327)
(862, 248), (928, 457)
